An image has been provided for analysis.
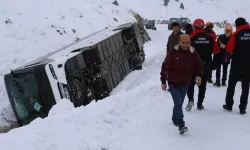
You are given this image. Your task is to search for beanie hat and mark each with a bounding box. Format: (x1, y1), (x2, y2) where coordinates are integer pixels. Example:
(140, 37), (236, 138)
(235, 17), (246, 27)
(171, 22), (180, 29)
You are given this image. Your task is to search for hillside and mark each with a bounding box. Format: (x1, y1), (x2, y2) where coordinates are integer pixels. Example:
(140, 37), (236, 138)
(112, 0), (250, 23)
(0, 0), (136, 126)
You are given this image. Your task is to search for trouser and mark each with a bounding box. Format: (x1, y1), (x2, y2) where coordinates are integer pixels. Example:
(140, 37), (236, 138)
(225, 68), (250, 110)
(216, 63), (229, 84)
(187, 67), (210, 106)
(208, 69), (212, 80)
(169, 83), (189, 126)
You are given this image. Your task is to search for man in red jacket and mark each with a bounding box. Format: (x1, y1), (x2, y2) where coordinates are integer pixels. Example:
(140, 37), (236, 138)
(223, 17), (250, 114)
(160, 34), (203, 134)
(186, 18), (220, 111)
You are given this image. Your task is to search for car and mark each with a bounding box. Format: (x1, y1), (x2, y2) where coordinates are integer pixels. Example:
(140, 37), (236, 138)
(168, 18), (180, 30)
(145, 20), (157, 30)
(179, 17), (191, 30)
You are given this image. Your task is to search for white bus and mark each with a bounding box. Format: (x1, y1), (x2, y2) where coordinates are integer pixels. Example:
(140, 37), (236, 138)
(4, 22), (145, 126)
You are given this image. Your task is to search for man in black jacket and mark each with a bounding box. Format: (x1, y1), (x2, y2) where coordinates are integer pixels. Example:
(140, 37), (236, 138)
(213, 25), (233, 86)
(223, 17), (250, 114)
(185, 18), (219, 111)
(184, 23), (193, 35)
(166, 22), (183, 53)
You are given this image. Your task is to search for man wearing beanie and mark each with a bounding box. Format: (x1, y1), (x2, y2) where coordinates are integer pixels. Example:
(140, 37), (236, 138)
(166, 22), (183, 53)
(223, 17), (250, 114)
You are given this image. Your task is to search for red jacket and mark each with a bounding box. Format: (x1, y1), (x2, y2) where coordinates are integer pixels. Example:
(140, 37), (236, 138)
(210, 30), (217, 40)
(190, 29), (220, 54)
(160, 45), (203, 87)
(226, 24), (250, 53)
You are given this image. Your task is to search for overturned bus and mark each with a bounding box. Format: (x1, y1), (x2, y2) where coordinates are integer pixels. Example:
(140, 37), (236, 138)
(4, 22), (145, 126)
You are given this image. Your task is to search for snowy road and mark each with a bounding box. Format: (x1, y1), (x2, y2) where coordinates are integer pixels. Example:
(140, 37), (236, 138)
(0, 24), (250, 150)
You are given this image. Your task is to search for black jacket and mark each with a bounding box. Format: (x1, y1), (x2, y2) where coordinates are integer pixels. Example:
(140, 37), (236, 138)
(185, 24), (193, 35)
(213, 34), (231, 67)
(218, 34), (231, 63)
(226, 24), (250, 71)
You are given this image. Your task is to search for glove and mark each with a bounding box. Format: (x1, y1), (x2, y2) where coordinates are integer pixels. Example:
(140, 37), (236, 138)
(220, 44), (226, 49)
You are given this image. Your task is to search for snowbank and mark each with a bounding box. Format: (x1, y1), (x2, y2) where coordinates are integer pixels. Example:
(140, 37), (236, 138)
(0, 0), (136, 124)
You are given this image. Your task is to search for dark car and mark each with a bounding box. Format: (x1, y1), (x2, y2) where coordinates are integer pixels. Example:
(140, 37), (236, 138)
(145, 20), (157, 30)
(168, 18), (180, 30)
(179, 17), (191, 30)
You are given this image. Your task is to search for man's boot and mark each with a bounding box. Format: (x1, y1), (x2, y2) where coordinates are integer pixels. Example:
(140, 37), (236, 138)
(223, 105), (232, 111)
(222, 80), (226, 86)
(213, 82), (221, 87)
(197, 104), (204, 110)
(208, 78), (213, 83)
(185, 100), (194, 111)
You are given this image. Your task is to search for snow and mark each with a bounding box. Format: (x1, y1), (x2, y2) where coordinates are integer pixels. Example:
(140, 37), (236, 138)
(110, 0), (250, 23)
(1, 0), (250, 148)
(48, 99), (74, 117)
(0, 0), (248, 127)
(0, 0), (136, 125)
(1, 25), (250, 150)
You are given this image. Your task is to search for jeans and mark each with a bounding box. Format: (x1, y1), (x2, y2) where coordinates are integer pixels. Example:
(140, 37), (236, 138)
(169, 83), (189, 126)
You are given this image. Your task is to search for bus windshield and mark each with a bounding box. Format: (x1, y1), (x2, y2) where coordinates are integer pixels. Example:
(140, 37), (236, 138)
(5, 73), (47, 125)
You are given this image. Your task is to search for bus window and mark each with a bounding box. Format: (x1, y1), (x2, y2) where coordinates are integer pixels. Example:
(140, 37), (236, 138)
(101, 41), (109, 60)
(105, 39), (113, 56)
(109, 36), (117, 54)
(114, 34), (121, 50)
(97, 43), (105, 62)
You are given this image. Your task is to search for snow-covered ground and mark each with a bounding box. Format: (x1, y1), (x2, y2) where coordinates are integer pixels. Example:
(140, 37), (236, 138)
(0, 0), (136, 125)
(112, 0), (250, 22)
(0, 0), (248, 128)
(1, 24), (249, 150)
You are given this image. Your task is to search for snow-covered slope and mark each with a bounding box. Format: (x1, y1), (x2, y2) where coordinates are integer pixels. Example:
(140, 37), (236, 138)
(0, 0), (136, 125)
(113, 0), (250, 22)
(1, 25), (250, 150)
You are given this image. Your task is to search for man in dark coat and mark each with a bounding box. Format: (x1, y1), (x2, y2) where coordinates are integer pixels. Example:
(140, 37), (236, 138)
(223, 17), (250, 114)
(166, 22), (183, 53)
(161, 34), (202, 134)
(213, 25), (233, 87)
(185, 18), (220, 111)
(184, 23), (193, 35)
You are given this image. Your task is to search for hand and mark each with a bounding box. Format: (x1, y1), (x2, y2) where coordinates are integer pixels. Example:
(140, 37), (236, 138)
(220, 44), (226, 49)
(162, 84), (167, 91)
(195, 76), (202, 86)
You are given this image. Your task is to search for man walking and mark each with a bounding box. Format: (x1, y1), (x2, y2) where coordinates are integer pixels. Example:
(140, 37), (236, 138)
(166, 22), (183, 53)
(161, 34), (202, 134)
(223, 17), (250, 114)
(213, 25), (233, 87)
(185, 18), (220, 111)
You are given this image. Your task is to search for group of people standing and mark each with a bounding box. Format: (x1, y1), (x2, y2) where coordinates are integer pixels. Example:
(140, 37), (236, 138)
(161, 17), (250, 134)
